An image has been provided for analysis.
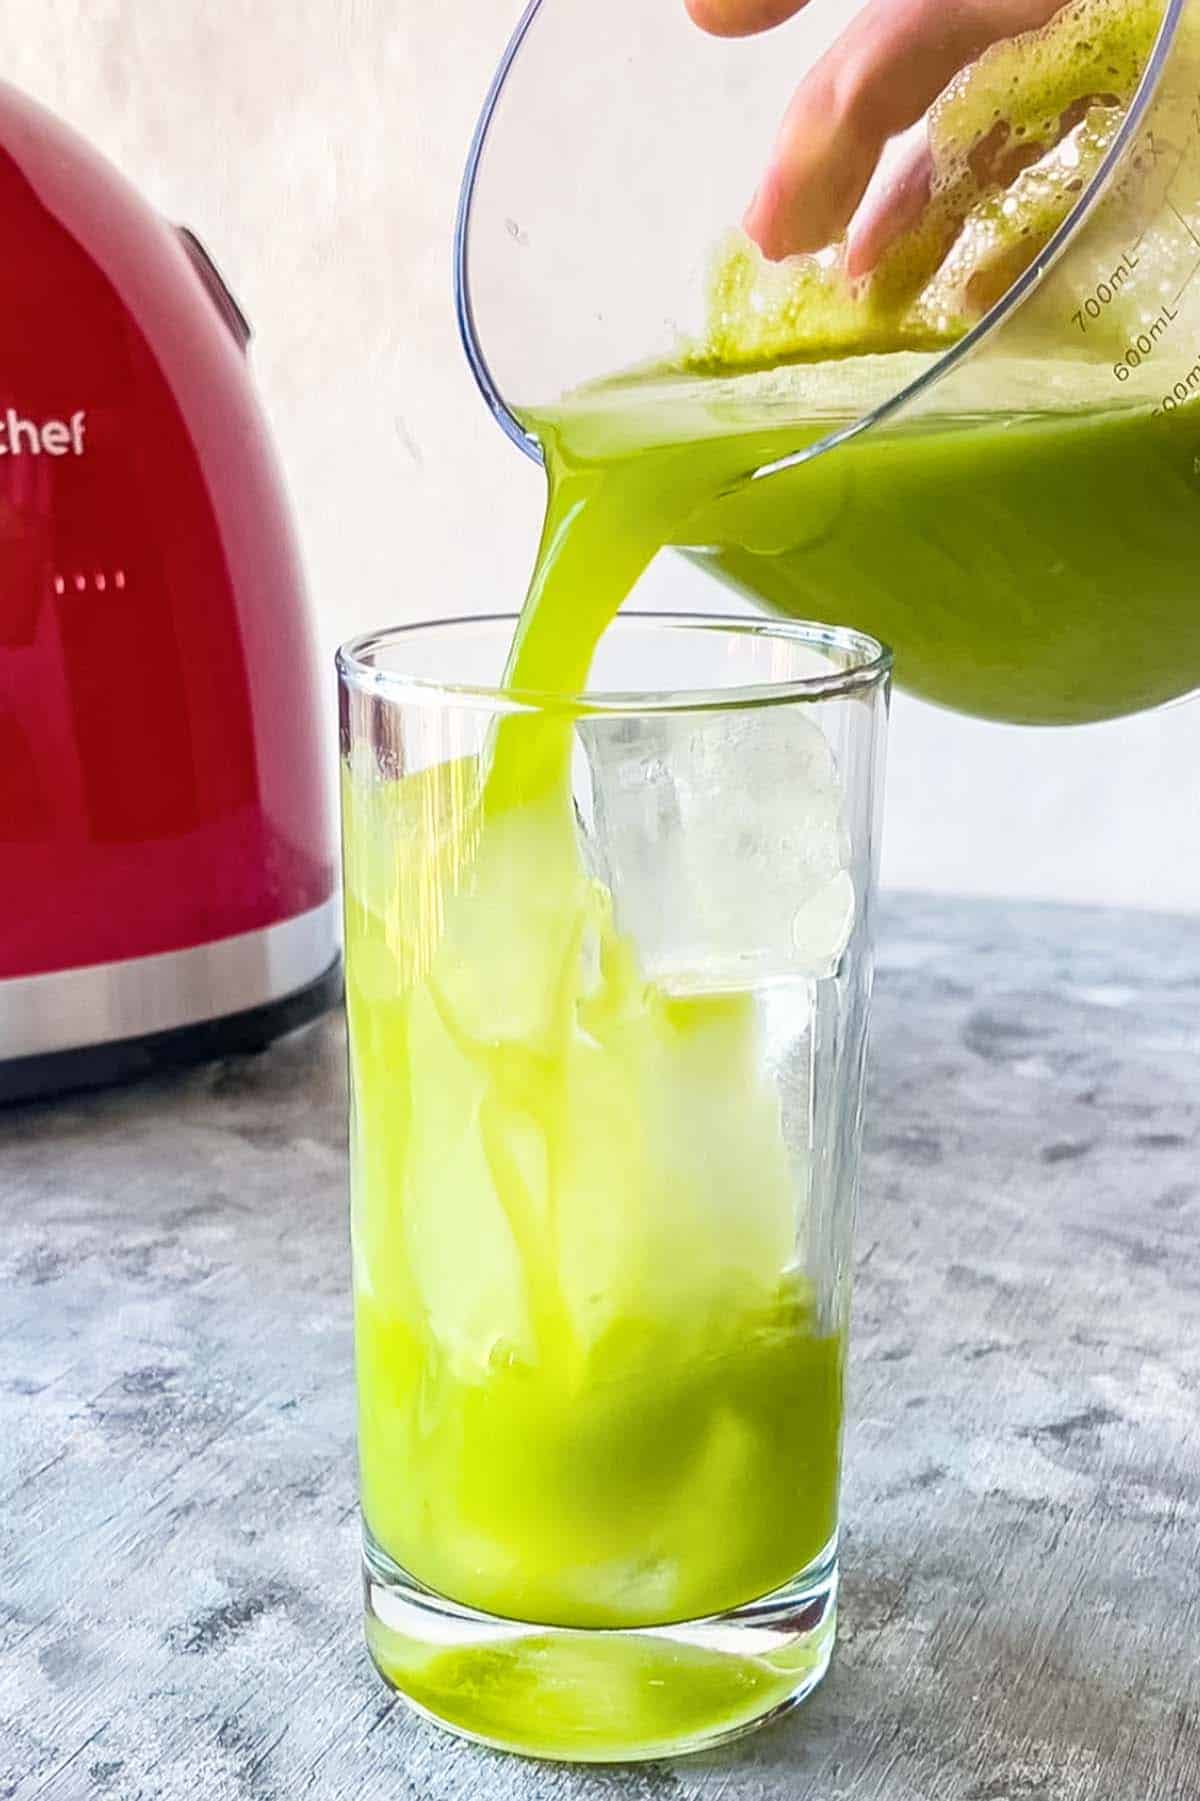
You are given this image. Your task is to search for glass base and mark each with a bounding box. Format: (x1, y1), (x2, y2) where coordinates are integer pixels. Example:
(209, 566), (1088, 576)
(362, 1528), (838, 1763)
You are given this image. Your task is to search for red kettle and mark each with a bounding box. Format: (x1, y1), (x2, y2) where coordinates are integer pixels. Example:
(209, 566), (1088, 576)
(0, 82), (339, 1103)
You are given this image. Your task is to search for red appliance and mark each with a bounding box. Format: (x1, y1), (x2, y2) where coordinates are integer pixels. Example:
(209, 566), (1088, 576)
(0, 83), (340, 1103)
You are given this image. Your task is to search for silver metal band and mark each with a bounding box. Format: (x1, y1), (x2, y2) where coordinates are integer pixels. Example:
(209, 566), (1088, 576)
(0, 898), (341, 1061)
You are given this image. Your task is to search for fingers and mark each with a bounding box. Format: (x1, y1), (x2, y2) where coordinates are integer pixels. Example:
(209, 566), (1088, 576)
(684, 0), (811, 38)
(745, 0), (1070, 262)
(845, 123), (934, 279)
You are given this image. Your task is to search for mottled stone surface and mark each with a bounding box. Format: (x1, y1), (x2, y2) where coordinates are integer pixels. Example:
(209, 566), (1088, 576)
(2, 896), (1198, 1800)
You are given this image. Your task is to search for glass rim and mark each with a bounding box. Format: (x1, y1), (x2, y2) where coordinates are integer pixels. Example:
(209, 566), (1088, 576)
(336, 611), (893, 717)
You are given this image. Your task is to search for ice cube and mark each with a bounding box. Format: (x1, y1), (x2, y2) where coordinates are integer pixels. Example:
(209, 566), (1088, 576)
(577, 705), (854, 994)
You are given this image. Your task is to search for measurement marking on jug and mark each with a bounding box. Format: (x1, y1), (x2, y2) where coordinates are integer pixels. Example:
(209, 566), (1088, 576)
(1154, 352), (1200, 416)
(1072, 253), (1141, 334)
(1172, 251), (1200, 313)
(1168, 199), (1200, 255)
(1114, 304), (1181, 384)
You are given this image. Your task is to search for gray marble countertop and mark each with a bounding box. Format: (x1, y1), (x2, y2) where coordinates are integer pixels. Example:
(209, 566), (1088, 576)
(3, 896), (1199, 1801)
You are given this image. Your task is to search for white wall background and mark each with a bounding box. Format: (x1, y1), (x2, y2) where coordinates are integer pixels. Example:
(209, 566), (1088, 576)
(12, 0), (1200, 913)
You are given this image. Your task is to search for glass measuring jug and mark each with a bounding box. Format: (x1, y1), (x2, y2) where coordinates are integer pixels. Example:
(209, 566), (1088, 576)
(456, 0), (1200, 726)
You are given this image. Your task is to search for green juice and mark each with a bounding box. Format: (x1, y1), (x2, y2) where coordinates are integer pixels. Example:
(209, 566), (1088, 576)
(530, 359), (1200, 728)
(347, 0), (1200, 1751)
(696, 400), (1200, 727)
(348, 361), (1200, 1760)
(350, 382), (1200, 1754)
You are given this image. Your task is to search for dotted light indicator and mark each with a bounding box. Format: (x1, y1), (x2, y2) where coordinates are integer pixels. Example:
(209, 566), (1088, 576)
(51, 568), (129, 594)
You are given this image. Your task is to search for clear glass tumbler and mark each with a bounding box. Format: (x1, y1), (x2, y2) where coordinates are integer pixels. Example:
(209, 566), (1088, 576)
(338, 613), (891, 1763)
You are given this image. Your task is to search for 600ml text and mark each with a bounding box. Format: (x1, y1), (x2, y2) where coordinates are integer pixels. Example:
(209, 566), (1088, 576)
(1115, 304), (1180, 381)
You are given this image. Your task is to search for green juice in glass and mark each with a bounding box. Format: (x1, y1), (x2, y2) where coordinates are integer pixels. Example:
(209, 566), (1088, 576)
(345, 416), (848, 1756)
(346, 402), (859, 1753)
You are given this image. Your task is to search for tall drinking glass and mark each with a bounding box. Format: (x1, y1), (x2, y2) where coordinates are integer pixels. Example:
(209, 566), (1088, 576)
(338, 614), (891, 1762)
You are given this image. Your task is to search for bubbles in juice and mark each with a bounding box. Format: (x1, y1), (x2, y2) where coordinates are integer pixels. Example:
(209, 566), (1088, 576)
(688, 0), (1171, 370)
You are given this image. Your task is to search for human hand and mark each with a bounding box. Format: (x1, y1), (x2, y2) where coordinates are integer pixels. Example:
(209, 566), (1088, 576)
(685, 0), (1069, 271)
